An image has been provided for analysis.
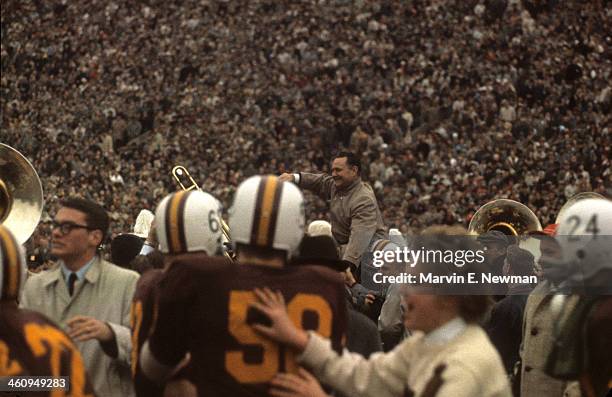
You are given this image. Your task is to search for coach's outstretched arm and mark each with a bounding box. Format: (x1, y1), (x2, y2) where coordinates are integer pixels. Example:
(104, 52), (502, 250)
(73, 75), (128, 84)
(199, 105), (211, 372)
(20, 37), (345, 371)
(279, 172), (334, 201)
(281, 153), (386, 273)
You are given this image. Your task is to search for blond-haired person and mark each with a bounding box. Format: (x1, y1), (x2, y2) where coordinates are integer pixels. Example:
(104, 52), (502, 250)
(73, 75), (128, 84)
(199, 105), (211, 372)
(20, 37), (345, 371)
(251, 226), (511, 397)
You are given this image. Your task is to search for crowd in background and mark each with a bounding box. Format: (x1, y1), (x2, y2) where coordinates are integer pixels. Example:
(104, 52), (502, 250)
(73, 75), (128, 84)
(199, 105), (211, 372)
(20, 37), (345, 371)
(2, 0), (610, 262)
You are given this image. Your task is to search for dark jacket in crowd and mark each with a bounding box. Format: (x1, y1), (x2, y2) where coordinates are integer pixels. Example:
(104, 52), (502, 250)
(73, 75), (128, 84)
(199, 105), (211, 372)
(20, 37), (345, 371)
(486, 284), (533, 373)
(346, 308), (382, 359)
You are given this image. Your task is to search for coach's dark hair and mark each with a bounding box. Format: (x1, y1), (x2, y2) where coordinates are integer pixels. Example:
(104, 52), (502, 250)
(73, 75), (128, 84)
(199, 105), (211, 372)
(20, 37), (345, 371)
(59, 197), (109, 244)
(333, 151), (361, 174)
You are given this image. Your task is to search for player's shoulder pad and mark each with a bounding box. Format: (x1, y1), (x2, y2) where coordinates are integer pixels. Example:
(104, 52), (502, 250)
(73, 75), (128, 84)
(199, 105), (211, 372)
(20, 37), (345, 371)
(18, 308), (62, 328)
(134, 268), (164, 293)
(166, 253), (235, 276)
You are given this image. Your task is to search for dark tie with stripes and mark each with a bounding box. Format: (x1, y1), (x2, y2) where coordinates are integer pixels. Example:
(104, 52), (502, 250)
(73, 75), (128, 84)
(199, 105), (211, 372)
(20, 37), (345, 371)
(68, 273), (78, 296)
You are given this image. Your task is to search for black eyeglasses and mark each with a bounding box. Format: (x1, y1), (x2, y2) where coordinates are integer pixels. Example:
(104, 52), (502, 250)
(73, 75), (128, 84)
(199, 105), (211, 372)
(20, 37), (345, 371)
(51, 221), (94, 236)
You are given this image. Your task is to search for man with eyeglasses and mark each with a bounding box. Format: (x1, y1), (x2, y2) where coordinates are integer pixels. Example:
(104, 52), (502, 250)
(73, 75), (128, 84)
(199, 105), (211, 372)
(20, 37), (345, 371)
(0, 224), (96, 396)
(20, 197), (140, 397)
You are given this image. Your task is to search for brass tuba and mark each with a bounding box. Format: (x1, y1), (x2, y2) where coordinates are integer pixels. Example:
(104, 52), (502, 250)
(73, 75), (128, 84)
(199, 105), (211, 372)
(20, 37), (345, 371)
(171, 165), (234, 261)
(468, 199), (542, 236)
(0, 144), (44, 244)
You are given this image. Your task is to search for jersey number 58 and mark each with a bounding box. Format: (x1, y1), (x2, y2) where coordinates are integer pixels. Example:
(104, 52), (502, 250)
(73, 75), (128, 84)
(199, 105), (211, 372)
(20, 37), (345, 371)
(225, 291), (332, 383)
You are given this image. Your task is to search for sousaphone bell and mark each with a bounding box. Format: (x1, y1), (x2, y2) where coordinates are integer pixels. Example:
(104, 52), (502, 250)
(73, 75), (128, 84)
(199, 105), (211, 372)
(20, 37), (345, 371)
(468, 199), (542, 236)
(0, 144), (44, 244)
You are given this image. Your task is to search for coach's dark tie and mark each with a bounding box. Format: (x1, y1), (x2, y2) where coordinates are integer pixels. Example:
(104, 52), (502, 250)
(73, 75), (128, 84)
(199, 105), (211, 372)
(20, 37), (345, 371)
(68, 273), (78, 296)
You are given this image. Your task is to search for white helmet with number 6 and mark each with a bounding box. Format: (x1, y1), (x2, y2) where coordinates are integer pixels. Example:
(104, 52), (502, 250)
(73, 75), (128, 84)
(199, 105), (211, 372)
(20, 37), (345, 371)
(155, 190), (223, 255)
(229, 175), (305, 258)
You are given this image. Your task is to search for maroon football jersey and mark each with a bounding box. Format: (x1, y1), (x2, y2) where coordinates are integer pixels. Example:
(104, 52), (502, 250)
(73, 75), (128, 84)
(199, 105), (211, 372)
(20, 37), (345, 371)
(130, 268), (164, 397)
(0, 303), (96, 396)
(147, 256), (347, 397)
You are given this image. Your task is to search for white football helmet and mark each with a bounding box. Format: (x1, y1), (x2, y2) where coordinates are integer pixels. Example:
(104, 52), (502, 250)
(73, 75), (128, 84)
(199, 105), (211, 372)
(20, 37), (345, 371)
(229, 175), (305, 258)
(547, 198), (612, 381)
(555, 198), (612, 283)
(155, 190), (223, 255)
(0, 225), (27, 302)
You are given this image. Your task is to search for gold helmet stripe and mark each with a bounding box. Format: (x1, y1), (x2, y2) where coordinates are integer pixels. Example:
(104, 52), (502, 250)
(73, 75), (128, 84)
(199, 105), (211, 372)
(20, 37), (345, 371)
(252, 176), (284, 247)
(0, 225), (20, 301)
(165, 191), (190, 253)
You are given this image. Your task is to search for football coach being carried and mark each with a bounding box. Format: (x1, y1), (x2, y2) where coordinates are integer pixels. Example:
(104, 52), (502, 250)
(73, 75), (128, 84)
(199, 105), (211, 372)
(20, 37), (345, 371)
(280, 151), (386, 281)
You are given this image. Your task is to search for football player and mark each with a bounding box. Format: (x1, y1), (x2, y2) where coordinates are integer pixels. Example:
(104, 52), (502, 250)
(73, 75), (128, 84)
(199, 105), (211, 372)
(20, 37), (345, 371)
(544, 198), (612, 397)
(0, 224), (95, 396)
(140, 175), (347, 396)
(130, 190), (225, 397)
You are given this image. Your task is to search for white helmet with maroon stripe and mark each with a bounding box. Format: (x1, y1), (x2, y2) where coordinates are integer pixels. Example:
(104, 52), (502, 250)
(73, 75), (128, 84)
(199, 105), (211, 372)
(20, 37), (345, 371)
(155, 190), (223, 255)
(0, 225), (27, 302)
(229, 175), (305, 258)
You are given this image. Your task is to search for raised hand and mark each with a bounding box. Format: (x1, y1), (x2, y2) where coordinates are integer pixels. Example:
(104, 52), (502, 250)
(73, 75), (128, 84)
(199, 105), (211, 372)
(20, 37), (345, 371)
(249, 287), (309, 352)
(278, 173), (295, 183)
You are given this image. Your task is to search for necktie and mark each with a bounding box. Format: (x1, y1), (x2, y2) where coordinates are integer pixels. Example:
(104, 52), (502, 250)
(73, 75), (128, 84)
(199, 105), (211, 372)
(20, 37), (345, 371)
(68, 273), (78, 296)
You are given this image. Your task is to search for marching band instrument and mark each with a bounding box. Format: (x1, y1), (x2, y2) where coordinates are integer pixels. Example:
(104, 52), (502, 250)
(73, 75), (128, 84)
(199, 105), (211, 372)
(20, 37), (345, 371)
(171, 165), (234, 261)
(0, 144), (44, 244)
(468, 199), (542, 236)
(171, 165), (200, 192)
(469, 199), (544, 265)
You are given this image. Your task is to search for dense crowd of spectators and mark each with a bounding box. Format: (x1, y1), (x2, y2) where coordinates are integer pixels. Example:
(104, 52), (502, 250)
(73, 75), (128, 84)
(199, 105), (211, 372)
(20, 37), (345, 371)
(2, 0), (610, 262)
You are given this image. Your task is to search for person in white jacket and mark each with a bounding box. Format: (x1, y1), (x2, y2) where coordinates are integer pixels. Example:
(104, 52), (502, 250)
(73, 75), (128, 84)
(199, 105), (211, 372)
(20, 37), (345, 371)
(251, 227), (512, 397)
